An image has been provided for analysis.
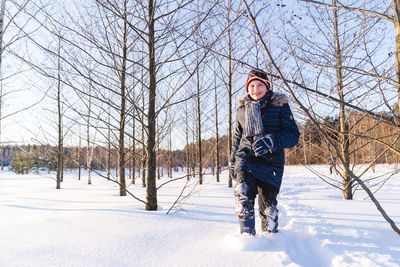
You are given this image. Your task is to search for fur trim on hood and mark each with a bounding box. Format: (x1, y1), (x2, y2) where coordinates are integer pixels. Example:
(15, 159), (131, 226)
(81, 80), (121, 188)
(238, 92), (289, 107)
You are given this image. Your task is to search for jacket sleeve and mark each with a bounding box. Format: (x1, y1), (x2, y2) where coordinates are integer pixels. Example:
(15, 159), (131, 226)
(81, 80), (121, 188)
(271, 103), (299, 151)
(230, 116), (243, 166)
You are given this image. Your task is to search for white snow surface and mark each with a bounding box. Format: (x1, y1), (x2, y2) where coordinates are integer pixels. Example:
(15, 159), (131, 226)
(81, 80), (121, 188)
(0, 165), (399, 267)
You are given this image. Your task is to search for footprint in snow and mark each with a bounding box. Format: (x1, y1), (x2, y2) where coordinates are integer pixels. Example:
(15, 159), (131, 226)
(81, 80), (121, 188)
(222, 232), (284, 252)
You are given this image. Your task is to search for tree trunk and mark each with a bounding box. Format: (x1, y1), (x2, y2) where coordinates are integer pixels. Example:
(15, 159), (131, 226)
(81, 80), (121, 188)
(157, 140), (160, 180)
(227, 0), (233, 188)
(192, 118), (196, 178)
(196, 63), (203, 184)
(60, 151), (64, 182)
(56, 37), (62, 190)
(132, 111), (136, 184)
(78, 127), (81, 180)
(333, 0), (352, 199)
(141, 113), (146, 187)
(214, 73), (220, 183)
(393, 0), (400, 122)
(118, 1), (128, 196)
(185, 104), (190, 180)
(107, 110), (111, 180)
(129, 139), (132, 179)
(302, 130), (308, 164)
(146, 0), (157, 210)
(168, 127), (172, 178)
(0, 0), (6, 150)
(87, 71), (92, 185)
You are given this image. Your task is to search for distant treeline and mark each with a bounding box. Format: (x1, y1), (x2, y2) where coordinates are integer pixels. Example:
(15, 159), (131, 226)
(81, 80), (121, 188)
(2, 112), (400, 174)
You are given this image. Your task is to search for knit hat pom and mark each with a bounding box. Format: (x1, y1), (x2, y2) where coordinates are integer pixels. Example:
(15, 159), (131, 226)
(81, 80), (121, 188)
(245, 69), (271, 92)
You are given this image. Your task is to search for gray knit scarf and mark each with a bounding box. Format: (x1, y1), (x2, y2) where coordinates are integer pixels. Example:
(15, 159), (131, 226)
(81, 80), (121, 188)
(243, 93), (271, 137)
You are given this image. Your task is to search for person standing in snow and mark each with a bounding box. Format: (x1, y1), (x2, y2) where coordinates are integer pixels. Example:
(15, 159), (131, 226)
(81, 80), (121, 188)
(230, 69), (299, 235)
(329, 156), (336, 175)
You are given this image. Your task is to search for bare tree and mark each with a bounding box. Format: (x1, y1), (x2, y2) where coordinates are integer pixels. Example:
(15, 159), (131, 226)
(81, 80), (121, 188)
(214, 66), (220, 183)
(120, 0), (221, 210)
(0, 0), (6, 150)
(185, 103), (191, 180)
(107, 104), (111, 180)
(226, 0), (234, 188)
(86, 69), (93, 185)
(116, 0), (128, 196)
(141, 89), (146, 188)
(195, 58), (203, 184)
(168, 126), (172, 178)
(56, 36), (63, 189)
(299, 0), (400, 121)
(130, 85), (137, 184)
(208, 0), (251, 188)
(267, 0), (395, 200)
(240, 0), (400, 235)
(332, 0), (351, 198)
(131, 111), (136, 183)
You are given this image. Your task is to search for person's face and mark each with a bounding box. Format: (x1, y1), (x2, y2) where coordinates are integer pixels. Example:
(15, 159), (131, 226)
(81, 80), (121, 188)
(248, 80), (268, 100)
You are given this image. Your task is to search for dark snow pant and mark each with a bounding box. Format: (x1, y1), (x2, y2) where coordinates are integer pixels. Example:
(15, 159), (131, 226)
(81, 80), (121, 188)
(234, 171), (279, 233)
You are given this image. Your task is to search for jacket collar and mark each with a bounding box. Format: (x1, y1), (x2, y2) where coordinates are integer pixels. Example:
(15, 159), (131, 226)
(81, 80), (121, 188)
(239, 91), (288, 107)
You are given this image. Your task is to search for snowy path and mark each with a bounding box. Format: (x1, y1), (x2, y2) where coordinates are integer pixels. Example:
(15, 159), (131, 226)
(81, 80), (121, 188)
(0, 166), (399, 266)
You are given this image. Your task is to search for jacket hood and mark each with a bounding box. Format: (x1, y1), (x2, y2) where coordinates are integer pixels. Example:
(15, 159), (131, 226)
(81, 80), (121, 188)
(238, 92), (289, 107)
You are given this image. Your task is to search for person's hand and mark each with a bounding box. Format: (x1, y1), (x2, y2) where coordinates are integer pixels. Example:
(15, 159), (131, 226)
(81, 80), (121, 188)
(252, 134), (274, 157)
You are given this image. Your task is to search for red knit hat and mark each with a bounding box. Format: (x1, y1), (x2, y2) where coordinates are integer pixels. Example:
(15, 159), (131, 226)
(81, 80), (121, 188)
(245, 69), (271, 92)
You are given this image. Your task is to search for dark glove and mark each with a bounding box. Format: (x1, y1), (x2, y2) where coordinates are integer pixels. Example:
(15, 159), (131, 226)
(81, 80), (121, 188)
(252, 134), (274, 157)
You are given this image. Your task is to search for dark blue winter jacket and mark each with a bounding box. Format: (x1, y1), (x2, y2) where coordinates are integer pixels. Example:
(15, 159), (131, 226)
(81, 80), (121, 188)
(230, 91), (300, 191)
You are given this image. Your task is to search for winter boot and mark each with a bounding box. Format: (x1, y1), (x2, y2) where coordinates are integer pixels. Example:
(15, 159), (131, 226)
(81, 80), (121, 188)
(261, 206), (279, 233)
(239, 217), (256, 236)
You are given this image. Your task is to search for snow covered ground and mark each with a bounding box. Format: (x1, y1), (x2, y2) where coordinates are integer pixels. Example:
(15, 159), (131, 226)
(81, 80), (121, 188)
(0, 165), (399, 267)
